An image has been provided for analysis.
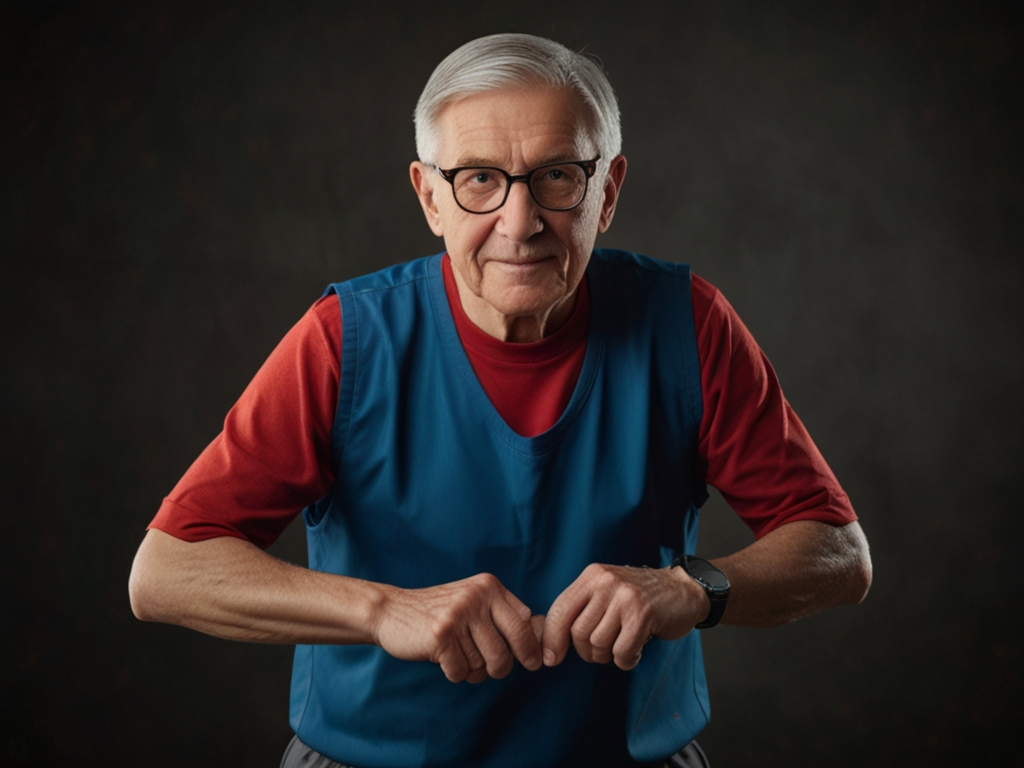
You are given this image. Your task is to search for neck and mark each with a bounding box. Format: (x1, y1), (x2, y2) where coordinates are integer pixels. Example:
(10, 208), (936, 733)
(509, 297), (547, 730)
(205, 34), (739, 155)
(450, 267), (577, 343)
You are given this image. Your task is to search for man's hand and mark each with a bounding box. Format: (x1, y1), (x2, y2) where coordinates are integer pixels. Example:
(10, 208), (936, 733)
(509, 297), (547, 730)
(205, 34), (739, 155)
(541, 564), (709, 671)
(373, 573), (544, 683)
(539, 521), (872, 671)
(130, 532), (546, 682)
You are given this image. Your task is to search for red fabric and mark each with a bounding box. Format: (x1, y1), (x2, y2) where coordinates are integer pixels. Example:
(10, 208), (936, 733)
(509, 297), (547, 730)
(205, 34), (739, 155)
(442, 255), (590, 438)
(694, 284), (855, 537)
(150, 256), (855, 549)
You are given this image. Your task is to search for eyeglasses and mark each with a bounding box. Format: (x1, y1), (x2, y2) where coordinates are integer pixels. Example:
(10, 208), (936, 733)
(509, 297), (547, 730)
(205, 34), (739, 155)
(435, 156), (600, 214)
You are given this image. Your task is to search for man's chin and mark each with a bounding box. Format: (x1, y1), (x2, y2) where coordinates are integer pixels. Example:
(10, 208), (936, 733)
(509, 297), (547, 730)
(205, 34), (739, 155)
(479, 284), (576, 327)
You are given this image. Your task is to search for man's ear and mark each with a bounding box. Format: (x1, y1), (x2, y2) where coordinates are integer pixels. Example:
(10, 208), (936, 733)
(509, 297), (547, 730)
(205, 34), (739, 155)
(410, 161), (445, 237)
(597, 155), (628, 233)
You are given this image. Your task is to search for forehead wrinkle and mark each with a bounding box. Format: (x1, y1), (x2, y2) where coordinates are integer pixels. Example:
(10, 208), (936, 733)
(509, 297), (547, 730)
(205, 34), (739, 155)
(448, 124), (593, 170)
(451, 154), (506, 168)
(451, 151), (588, 169)
(436, 86), (593, 171)
(448, 124), (581, 163)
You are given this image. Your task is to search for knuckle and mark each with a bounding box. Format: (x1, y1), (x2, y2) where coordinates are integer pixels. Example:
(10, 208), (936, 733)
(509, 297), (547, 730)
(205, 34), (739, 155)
(472, 572), (501, 591)
(595, 567), (623, 591)
(583, 562), (609, 580)
(621, 580), (644, 600)
(428, 614), (460, 646)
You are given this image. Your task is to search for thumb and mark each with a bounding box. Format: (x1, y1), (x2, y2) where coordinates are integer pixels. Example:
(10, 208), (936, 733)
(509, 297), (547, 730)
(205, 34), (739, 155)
(530, 614), (545, 644)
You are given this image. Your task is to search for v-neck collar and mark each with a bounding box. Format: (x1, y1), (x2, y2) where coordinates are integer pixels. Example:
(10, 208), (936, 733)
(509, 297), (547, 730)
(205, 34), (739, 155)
(426, 252), (606, 457)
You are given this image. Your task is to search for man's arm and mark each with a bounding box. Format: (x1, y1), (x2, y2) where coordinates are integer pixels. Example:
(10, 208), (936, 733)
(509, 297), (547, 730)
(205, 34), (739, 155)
(713, 518), (871, 627)
(129, 529), (543, 683)
(133, 296), (549, 684)
(541, 520), (871, 670)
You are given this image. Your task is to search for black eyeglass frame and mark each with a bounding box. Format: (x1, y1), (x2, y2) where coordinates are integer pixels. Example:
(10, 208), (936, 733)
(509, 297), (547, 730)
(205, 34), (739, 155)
(435, 156), (601, 214)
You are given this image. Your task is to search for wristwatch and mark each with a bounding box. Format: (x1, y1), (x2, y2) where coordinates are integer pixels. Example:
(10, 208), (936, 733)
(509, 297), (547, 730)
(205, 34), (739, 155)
(672, 554), (731, 629)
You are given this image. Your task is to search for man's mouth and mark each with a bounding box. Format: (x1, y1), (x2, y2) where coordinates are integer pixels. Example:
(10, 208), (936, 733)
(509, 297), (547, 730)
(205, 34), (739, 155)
(488, 255), (553, 267)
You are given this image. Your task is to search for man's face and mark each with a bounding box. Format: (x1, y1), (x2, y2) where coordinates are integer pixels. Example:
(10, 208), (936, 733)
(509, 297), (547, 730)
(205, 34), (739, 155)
(410, 86), (626, 341)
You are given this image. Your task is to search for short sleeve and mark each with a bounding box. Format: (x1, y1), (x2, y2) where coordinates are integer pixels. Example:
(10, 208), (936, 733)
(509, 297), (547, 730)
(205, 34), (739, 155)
(148, 295), (343, 549)
(692, 274), (857, 538)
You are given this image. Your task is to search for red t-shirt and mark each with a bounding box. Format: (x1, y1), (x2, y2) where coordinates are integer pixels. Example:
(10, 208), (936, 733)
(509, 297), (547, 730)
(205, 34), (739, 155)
(150, 256), (855, 549)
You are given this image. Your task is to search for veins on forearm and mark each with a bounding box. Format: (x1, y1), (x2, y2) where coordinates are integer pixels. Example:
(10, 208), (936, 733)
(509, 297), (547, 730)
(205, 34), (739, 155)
(712, 520), (871, 628)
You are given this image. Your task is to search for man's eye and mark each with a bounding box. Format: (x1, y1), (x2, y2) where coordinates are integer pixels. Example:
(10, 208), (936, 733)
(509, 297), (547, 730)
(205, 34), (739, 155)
(546, 169), (564, 180)
(471, 172), (491, 184)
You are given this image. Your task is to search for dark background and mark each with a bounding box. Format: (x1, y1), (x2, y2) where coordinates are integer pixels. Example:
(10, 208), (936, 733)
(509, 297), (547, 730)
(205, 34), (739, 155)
(6, 1), (1022, 764)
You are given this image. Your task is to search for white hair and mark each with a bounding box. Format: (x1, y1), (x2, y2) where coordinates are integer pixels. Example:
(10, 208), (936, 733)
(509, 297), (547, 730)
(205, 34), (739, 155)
(414, 33), (621, 167)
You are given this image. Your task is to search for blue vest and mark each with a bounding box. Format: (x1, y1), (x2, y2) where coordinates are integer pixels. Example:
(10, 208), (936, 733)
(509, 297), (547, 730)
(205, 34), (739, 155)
(290, 250), (709, 767)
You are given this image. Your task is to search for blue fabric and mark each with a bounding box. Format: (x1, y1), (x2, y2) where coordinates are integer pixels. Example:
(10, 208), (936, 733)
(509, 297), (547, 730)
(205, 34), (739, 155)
(290, 250), (708, 767)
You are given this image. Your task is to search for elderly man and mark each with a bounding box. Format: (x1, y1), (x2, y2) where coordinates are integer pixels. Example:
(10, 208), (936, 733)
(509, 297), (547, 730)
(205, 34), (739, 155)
(130, 33), (871, 768)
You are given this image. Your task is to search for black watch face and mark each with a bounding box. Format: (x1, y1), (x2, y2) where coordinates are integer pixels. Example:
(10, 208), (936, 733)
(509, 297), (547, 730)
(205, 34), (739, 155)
(687, 557), (730, 589)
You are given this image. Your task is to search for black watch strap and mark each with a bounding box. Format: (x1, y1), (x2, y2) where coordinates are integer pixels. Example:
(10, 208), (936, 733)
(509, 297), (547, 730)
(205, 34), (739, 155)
(672, 554), (731, 629)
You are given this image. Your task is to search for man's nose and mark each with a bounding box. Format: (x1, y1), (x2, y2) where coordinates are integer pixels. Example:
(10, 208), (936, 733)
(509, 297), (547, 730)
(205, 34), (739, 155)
(496, 180), (543, 242)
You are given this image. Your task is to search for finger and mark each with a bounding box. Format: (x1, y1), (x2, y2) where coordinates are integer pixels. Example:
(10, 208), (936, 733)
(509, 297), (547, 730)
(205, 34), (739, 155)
(457, 627), (488, 676)
(587, 608), (623, 665)
(543, 581), (590, 667)
(502, 588), (533, 623)
(435, 641), (471, 683)
(610, 618), (650, 671)
(616, 647), (644, 671)
(490, 594), (543, 672)
(568, 598), (610, 664)
(469, 620), (515, 680)
(530, 614), (545, 644)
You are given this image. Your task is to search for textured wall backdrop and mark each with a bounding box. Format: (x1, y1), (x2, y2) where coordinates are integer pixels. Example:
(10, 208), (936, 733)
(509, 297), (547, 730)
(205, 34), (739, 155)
(6, 1), (1022, 765)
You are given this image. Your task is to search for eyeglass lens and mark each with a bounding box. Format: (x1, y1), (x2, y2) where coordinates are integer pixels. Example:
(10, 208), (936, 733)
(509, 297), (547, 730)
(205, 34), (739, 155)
(451, 163), (589, 212)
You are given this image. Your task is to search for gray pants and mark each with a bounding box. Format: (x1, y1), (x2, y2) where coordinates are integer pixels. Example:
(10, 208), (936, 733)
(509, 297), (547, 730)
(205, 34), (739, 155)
(281, 734), (710, 768)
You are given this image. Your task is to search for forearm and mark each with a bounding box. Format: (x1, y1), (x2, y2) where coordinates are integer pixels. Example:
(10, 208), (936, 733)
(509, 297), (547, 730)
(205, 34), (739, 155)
(711, 520), (872, 628)
(129, 529), (545, 681)
(129, 529), (388, 644)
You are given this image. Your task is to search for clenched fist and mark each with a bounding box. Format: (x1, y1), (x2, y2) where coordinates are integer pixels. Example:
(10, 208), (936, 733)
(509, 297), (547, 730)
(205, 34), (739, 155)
(373, 573), (544, 683)
(541, 563), (709, 670)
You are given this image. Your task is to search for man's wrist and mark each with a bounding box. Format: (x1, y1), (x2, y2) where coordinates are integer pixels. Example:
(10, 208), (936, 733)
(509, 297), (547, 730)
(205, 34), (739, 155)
(671, 564), (712, 627)
(672, 555), (731, 629)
